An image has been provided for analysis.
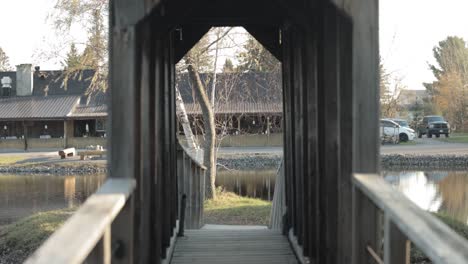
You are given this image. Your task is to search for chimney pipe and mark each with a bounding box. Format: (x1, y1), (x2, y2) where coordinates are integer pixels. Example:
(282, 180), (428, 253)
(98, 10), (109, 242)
(16, 64), (33, 96)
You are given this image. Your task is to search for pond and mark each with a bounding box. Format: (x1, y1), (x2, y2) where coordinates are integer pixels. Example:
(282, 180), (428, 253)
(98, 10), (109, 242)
(383, 171), (468, 225)
(1, 170), (466, 226)
(216, 169), (468, 226)
(0, 174), (106, 225)
(216, 169), (276, 201)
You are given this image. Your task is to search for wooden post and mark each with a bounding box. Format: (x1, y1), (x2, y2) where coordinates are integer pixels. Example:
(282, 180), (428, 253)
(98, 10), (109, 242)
(384, 215), (410, 264)
(85, 226), (111, 264)
(23, 121), (28, 151)
(352, 187), (379, 264)
(109, 1), (138, 260)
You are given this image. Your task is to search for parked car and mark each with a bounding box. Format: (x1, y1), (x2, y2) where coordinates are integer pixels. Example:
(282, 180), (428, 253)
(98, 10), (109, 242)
(390, 118), (410, 128)
(380, 119), (416, 142)
(416, 115), (450, 138)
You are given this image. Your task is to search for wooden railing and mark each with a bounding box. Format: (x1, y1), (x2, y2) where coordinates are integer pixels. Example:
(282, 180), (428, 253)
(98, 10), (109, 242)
(25, 178), (136, 263)
(353, 174), (468, 264)
(25, 142), (206, 263)
(176, 144), (206, 230)
(270, 160), (285, 230)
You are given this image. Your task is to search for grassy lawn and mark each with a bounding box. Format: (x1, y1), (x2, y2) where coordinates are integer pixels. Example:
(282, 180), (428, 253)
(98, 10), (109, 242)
(0, 208), (75, 263)
(399, 140), (418, 145)
(0, 156), (27, 165)
(437, 133), (468, 143)
(204, 189), (272, 226)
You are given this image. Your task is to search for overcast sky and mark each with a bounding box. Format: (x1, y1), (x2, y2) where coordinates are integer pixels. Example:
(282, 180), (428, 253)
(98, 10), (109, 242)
(1, 0), (468, 90)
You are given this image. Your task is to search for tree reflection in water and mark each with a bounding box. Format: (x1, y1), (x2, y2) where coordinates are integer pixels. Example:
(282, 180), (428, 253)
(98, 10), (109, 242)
(383, 171), (468, 225)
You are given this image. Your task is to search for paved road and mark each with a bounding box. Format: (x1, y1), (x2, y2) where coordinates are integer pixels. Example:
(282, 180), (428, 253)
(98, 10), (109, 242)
(381, 137), (468, 155)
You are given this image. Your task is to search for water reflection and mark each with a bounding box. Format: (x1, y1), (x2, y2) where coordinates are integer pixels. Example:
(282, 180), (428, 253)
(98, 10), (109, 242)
(216, 170), (276, 201)
(383, 171), (468, 225)
(0, 174), (106, 224)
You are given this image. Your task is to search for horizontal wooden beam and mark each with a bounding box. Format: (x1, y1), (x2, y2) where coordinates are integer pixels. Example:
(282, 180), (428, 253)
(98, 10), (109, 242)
(244, 25), (282, 61)
(174, 25), (211, 63)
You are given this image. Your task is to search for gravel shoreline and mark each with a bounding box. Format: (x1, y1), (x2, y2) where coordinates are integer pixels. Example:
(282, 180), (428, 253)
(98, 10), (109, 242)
(2, 153), (468, 174)
(381, 154), (468, 170)
(0, 163), (107, 174)
(218, 153), (468, 171)
(217, 154), (282, 170)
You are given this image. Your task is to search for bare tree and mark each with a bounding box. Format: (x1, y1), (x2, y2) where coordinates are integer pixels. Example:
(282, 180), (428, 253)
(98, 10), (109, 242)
(185, 53), (217, 199)
(0, 47), (12, 71)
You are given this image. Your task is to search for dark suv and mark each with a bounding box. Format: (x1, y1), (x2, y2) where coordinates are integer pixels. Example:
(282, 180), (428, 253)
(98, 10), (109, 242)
(417, 115), (450, 138)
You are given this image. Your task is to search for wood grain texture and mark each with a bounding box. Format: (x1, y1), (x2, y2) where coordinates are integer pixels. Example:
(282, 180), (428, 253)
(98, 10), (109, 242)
(171, 229), (298, 264)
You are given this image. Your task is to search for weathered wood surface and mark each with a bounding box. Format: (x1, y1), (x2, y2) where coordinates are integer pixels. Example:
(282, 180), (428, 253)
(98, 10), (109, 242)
(25, 179), (136, 264)
(171, 229), (298, 264)
(353, 174), (468, 263)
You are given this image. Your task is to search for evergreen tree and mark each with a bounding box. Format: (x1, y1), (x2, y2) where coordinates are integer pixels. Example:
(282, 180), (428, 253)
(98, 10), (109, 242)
(64, 43), (81, 69)
(222, 58), (235, 72)
(237, 36), (279, 72)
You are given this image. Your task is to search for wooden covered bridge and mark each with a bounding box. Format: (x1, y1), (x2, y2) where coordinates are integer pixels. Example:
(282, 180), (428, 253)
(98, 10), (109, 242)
(26, 0), (468, 263)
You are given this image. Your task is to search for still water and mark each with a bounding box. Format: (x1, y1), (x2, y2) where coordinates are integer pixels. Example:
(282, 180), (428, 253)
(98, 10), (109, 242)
(383, 171), (468, 225)
(217, 169), (468, 226)
(0, 174), (106, 225)
(1, 170), (466, 226)
(216, 170), (276, 201)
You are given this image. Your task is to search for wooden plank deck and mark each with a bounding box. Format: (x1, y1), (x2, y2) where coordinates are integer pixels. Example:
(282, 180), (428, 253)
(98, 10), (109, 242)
(171, 229), (298, 264)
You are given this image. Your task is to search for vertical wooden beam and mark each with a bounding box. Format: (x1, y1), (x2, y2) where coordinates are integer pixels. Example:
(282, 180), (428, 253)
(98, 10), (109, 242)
(317, 2), (340, 263)
(303, 22), (319, 262)
(281, 25), (296, 237)
(337, 9), (354, 263)
(292, 27), (305, 247)
(109, 5), (137, 260)
(384, 215), (410, 264)
(153, 30), (164, 263)
(160, 33), (171, 257)
(136, 19), (156, 264)
(345, 0), (380, 262)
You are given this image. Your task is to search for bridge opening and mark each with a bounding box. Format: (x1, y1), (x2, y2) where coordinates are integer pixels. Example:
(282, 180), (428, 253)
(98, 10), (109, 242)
(175, 26), (283, 227)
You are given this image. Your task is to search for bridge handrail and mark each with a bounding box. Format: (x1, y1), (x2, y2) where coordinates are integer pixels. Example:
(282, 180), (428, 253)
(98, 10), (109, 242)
(25, 178), (136, 264)
(353, 173), (468, 263)
(176, 142), (206, 230)
(178, 142), (206, 170)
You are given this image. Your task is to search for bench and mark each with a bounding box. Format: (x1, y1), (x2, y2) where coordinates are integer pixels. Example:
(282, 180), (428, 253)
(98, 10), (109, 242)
(58, 148), (76, 159)
(78, 150), (107, 160)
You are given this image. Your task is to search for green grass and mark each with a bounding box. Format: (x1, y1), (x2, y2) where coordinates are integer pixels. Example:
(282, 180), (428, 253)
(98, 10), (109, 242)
(0, 208), (75, 262)
(411, 213), (468, 263)
(399, 140), (418, 145)
(204, 189), (272, 226)
(437, 133), (468, 143)
(0, 156), (27, 165)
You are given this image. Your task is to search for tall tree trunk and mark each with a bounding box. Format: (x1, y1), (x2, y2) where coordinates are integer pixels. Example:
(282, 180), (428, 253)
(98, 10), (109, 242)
(175, 85), (198, 149)
(185, 56), (217, 200)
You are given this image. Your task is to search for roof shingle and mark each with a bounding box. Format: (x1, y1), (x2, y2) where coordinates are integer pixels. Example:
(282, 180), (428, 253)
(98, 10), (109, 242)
(0, 95), (80, 120)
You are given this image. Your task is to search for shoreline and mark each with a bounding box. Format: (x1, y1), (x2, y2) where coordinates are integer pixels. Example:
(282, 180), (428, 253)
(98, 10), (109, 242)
(2, 153), (468, 173)
(381, 154), (468, 170)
